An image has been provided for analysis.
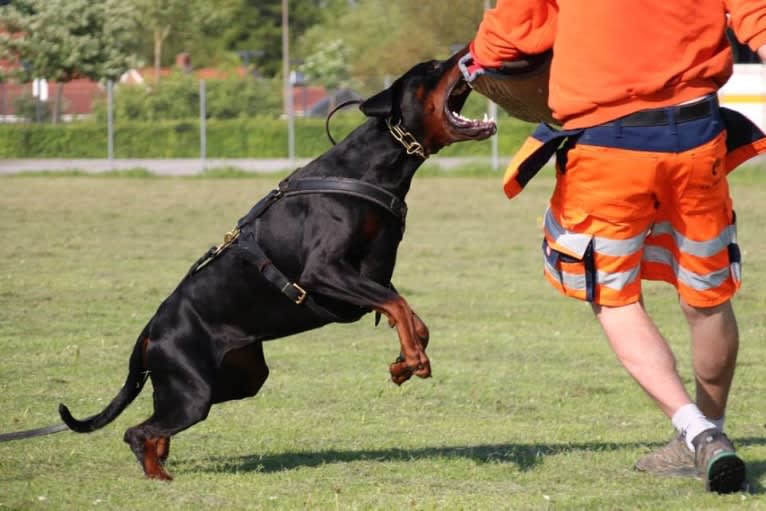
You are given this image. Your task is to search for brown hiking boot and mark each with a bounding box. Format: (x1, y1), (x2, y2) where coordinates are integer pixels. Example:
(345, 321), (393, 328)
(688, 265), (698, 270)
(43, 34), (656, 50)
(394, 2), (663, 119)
(635, 434), (696, 477)
(692, 428), (746, 494)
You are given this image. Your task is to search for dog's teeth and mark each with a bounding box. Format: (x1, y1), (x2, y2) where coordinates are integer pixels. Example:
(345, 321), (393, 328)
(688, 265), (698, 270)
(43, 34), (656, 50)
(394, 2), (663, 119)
(483, 113), (489, 122)
(453, 111), (470, 122)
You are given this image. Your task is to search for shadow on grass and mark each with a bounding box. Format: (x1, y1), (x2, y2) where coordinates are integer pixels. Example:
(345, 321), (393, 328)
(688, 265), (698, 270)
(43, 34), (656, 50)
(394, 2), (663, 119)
(182, 436), (766, 491)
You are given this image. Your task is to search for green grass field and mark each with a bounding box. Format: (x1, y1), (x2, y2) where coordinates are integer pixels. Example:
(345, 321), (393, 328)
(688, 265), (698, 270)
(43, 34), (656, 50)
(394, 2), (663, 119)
(1, 168), (765, 510)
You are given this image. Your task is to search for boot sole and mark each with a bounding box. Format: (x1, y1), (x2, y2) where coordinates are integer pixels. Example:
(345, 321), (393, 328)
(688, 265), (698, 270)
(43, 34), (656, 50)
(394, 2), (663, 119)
(706, 453), (746, 494)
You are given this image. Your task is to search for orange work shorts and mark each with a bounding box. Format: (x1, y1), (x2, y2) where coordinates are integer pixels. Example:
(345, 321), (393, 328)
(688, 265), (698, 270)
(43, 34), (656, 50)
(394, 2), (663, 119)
(540, 98), (740, 307)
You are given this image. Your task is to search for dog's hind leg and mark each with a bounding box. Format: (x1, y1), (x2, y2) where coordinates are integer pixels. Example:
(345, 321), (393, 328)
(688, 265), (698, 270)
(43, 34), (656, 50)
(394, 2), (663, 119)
(139, 435), (173, 481)
(124, 398), (211, 480)
(123, 350), (214, 481)
(212, 341), (269, 403)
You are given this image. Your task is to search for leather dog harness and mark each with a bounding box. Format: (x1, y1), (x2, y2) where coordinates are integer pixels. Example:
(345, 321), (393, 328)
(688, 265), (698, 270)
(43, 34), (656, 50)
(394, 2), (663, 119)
(188, 176), (408, 321)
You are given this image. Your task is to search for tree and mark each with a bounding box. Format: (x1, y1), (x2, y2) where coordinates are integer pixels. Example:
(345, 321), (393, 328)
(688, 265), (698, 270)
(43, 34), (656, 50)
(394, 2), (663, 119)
(0, 0), (138, 122)
(220, 0), (324, 78)
(130, 0), (190, 84)
(299, 39), (353, 91)
(296, 0), (486, 92)
(128, 0), (242, 82)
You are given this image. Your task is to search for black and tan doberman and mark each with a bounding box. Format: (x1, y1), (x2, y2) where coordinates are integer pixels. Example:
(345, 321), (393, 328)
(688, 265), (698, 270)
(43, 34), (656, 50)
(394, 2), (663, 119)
(58, 49), (496, 480)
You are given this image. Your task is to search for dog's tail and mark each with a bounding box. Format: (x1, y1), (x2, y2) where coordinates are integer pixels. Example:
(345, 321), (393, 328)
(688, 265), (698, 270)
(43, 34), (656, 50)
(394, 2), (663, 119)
(58, 330), (149, 433)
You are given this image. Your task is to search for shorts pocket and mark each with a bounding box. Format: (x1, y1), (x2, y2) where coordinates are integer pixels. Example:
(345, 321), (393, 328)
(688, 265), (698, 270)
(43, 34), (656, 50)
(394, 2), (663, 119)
(542, 238), (597, 302)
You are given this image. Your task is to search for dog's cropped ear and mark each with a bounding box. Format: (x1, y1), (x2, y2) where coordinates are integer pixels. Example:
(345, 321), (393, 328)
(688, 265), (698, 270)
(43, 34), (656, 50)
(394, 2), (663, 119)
(359, 87), (394, 118)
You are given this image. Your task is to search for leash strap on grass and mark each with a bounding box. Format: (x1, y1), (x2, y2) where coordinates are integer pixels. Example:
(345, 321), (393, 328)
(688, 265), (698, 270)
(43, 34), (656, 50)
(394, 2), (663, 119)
(0, 423), (69, 443)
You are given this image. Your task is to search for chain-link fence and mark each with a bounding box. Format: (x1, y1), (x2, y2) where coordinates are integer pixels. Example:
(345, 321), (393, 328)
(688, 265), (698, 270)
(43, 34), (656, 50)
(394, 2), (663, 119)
(0, 75), (503, 171)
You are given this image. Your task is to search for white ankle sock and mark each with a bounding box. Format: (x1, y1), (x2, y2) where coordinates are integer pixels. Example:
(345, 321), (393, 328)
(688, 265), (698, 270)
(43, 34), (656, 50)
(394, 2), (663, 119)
(671, 403), (717, 451)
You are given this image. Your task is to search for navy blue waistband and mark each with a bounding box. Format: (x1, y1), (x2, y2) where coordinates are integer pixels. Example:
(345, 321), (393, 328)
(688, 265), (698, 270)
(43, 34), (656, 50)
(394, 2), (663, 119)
(578, 95), (723, 153)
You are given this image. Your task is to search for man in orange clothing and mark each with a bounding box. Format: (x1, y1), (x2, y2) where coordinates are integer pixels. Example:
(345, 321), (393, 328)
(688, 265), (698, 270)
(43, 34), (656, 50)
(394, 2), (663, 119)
(462, 0), (766, 494)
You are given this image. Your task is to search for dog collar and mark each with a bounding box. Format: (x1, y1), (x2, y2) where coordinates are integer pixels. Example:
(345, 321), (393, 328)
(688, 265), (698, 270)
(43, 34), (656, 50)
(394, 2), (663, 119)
(386, 118), (427, 159)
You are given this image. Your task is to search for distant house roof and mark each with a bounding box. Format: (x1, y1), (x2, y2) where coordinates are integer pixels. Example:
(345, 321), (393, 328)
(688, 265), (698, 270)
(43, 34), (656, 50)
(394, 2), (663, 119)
(293, 85), (327, 115)
(55, 79), (104, 115)
(0, 78), (103, 118)
(120, 66), (251, 85)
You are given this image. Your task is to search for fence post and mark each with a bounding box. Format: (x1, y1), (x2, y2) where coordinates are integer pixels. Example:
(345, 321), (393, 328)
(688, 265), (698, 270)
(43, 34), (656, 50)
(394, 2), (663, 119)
(200, 79), (207, 172)
(282, 0), (295, 164)
(484, 0), (500, 171)
(489, 99), (498, 170)
(107, 80), (114, 169)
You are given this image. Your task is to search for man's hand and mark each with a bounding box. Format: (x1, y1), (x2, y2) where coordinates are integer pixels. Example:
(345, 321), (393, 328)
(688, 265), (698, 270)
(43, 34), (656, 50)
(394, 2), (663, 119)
(458, 52), (492, 84)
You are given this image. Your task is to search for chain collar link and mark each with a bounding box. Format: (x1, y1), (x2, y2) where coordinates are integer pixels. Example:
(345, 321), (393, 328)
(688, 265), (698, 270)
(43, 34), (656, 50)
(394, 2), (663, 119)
(386, 118), (427, 159)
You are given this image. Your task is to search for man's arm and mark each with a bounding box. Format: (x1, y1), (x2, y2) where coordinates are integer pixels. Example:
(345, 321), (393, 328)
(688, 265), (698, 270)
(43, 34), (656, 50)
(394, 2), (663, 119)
(727, 0), (766, 60)
(470, 0), (558, 68)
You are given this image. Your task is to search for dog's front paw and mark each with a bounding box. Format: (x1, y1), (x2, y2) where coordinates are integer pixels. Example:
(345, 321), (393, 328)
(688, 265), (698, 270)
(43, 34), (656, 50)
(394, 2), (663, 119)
(412, 360), (431, 379)
(389, 355), (431, 385)
(389, 359), (413, 385)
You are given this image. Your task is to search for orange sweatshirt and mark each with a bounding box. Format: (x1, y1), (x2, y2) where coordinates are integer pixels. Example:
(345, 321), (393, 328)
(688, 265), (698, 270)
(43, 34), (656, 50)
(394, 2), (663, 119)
(471, 0), (766, 129)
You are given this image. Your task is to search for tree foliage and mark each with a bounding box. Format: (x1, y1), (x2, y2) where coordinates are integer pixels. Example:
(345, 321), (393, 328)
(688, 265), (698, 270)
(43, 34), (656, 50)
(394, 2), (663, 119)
(296, 0), (486, 92)
(129, 0), (241, 82)
(0, 0), (139, 121)
(92, 74), (282, 121)
(0, 0), (138, 82)
(0, 0), (494, 120)
(299, 39), (353, 91)
(219, 0), (325, 78)
(1, 0), (485, 84)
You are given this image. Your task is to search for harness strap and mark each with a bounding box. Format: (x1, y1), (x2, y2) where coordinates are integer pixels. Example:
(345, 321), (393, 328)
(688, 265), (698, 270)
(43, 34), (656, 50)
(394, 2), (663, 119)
(187, 189), (283, 276)
(189, 177), (407, 321)
(229, 241), (342, 321)
(279, 177), (408, 223)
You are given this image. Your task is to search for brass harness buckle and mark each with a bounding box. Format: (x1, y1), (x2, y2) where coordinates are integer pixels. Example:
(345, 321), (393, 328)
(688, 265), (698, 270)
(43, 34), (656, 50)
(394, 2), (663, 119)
(287, 283), (307, 305)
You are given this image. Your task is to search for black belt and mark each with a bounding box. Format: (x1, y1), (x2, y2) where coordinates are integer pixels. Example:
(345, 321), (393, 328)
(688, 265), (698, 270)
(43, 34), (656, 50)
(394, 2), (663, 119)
(614, 96), (715, 127)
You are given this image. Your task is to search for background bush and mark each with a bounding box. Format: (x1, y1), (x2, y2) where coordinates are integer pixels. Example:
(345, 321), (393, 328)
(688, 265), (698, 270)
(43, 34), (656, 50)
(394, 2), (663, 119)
(91, 75), (284, 122)
(0, 117), (536, 158)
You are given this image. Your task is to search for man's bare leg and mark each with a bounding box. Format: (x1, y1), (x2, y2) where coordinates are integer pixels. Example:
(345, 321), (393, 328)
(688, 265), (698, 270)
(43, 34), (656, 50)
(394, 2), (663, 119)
(680, 299), (739, 423)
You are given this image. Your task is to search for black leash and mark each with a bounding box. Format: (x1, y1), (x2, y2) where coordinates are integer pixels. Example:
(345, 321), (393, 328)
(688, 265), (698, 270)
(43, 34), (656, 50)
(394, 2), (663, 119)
(0, 422), (69, 442)
(325, 99), (363, 146)
(324, 99), (428, 160)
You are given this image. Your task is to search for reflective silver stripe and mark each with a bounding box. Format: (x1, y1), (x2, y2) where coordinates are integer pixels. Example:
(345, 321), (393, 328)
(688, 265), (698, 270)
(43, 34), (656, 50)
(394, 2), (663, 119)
(649, 221), (736, 258)
(544, 209), (591, 258)
(544, 209), (646, 257)
(643, 246), (733, 290)
(544, 258), (586, 290)
(731, 262), (742, 283)
(544, 257), (640, 291)
(643, 245), (672, 266)
(599, 266), (641, 290)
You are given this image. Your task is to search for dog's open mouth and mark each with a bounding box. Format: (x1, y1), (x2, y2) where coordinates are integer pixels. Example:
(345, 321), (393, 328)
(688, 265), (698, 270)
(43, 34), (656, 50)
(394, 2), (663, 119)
(444, 75), (497, 141)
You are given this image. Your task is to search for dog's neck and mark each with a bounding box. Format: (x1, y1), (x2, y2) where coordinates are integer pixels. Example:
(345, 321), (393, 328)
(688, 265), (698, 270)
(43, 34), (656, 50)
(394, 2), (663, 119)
(309, 119), (426, 199)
